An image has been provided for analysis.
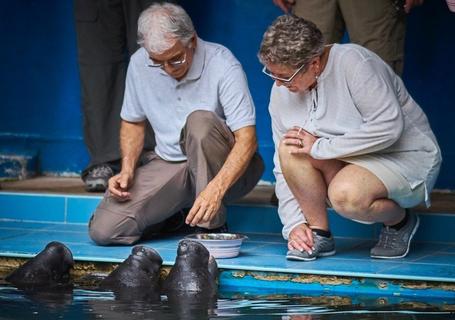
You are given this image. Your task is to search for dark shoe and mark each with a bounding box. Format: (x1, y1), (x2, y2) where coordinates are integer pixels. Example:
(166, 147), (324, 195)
(162, 209), (228, 234)
(286, 232), (336, 261)
(192, 223), (229, 234)
(83, 164), (114, 192)
(162, 209), (188, 234)
(370, 211), (419, 259)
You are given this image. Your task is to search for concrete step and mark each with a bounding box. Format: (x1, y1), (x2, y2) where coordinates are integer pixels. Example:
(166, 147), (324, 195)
(0, 151), (38, 181)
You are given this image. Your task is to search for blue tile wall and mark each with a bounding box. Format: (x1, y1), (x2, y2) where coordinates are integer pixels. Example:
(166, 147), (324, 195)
(66, 196), (101, 223)
(1, 192), (454, 243)
(0, 193), (65, 222)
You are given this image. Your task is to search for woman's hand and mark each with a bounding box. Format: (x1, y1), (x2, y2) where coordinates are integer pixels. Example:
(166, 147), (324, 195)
(288, 223), (314, 253)
(283, 126), (317, 155)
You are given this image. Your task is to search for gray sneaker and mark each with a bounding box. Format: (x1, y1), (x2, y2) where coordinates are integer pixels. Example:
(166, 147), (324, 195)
(286, 232), (336, 261)
(84, 164), (114, 192)
(370, 212), (420, 259)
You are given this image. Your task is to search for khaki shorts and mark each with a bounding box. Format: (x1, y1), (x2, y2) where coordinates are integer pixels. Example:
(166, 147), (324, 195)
(344, 155), (426, 209)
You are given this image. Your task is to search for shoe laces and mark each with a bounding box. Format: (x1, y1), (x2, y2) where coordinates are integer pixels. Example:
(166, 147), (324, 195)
(377, 226), (401, 249)
(89, 165), (113, 178)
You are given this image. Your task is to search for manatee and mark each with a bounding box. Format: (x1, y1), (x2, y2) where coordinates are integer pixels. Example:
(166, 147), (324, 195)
(163, 240), (218, 319)
(99, 245), (163, 302)
(163, 239), (218, 296)
(6, 241), (74, 289)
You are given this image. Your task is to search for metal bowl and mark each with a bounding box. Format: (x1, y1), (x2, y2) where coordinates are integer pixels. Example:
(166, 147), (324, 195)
(184, 233), (248, 259)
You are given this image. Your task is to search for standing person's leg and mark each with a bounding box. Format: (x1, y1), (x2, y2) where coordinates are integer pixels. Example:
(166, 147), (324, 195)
(292, 0), (345, 44)
(74, 0), (127, 191)
(180, 110), (264, 230)
(339, 0), (406, 75)
(88, 155), (193, 245)
(123, 0), (158, 153)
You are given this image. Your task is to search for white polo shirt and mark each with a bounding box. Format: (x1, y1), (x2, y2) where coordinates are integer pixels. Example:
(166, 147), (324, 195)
(121, 38), (256, 161)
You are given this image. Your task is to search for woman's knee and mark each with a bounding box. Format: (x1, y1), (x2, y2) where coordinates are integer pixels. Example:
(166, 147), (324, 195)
(328, 182), (371, 218)
(278, 140), (311, 169)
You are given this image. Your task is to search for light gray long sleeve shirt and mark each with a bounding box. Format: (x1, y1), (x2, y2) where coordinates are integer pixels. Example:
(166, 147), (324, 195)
(269, 44), (441, 239)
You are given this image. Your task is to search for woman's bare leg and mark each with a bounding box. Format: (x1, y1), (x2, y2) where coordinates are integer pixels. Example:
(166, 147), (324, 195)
(328, 164), (405, 225)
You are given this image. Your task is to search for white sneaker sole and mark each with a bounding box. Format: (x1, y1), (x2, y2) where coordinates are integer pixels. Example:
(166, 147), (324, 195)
(286, 249), (336, 261)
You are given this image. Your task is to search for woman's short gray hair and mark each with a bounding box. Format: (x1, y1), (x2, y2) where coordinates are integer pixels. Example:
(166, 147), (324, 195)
(138, 3), (195, 54)
(258, 15), (324, 69)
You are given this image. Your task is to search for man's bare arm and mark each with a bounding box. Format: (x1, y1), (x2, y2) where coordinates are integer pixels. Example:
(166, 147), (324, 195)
(186, 125), (258, 226)
(108, 120), (145, 199)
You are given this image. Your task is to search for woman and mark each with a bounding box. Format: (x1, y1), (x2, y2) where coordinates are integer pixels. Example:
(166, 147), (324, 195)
(258, 15), (441, 261)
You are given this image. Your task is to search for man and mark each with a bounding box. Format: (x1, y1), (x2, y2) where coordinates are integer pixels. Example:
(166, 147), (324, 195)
(88, 3), (264, 245)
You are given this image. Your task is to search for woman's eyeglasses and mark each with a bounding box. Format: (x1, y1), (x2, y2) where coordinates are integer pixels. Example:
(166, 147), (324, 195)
(262, 62), (306, 84)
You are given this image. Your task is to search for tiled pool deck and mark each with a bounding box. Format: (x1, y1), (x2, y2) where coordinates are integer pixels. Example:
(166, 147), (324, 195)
(1, 192), (454, 299)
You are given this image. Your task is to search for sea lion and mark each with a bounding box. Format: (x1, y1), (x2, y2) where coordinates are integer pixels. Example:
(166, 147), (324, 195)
(163, 239), (218, 296)
(99, 245), (163, 302)
(6, 241), (74, 289)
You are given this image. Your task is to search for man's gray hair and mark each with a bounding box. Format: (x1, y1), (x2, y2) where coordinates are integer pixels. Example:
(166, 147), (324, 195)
(258, 15), (324, 69)
(138, 3), (195, 54)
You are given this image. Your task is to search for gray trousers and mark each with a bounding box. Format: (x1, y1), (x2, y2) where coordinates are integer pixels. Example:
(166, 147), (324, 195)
(293, 0), (406, 75)
(89, 111), (265, 245)
(74, 0), (157, 175)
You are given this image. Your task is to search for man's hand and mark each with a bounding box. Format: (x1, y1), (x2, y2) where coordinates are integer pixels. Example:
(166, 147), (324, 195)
(273, 0), (295, 13)
(108, 171), (134, 201)
(288, 223), (314, 253)
(283, 126), (317, 155)
(185, 182), (223, 227)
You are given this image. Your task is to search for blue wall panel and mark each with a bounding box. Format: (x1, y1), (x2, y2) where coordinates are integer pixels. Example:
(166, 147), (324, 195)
(0, 0), (87, 174)
(0, 0), (454, 187)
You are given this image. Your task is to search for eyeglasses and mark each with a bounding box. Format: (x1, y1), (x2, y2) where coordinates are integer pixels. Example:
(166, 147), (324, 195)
(147, 51), (187, 68)
(262, 62), (306, 84)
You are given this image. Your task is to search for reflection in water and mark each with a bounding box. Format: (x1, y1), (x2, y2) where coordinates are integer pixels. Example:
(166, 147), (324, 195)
(0, 283), (454, 320)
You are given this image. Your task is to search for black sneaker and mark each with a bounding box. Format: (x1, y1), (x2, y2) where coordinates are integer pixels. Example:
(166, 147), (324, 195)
(83, 164), (114, 192)
(162, 209), (188, 234)
(192, 223), (229, 234)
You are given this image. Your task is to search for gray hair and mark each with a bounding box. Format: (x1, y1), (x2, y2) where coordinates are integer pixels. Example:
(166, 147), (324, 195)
(258, 15), (324, 69)
(138, 2), (195, 54)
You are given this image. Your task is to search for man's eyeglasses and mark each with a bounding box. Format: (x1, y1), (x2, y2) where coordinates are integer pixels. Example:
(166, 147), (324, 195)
(262, 62), (306, 84)
(147, 51), (187, 68)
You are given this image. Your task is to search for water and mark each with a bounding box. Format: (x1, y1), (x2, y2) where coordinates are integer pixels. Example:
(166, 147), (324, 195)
(0, 284), (453, 320)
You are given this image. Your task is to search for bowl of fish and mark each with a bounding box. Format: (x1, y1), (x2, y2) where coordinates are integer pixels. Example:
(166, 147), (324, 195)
(184, 233), (248, 258)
